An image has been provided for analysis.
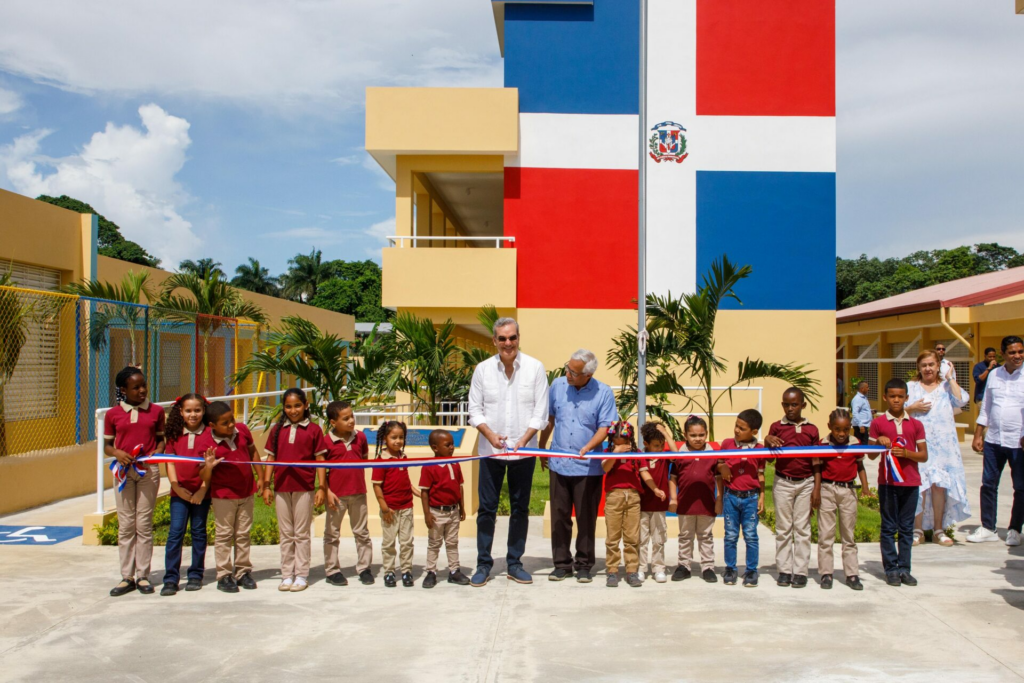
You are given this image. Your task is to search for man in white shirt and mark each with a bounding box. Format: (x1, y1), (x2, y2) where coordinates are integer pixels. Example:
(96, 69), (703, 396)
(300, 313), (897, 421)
(935, 342), (958, 384)
(968, 335), (1024, 545)
(467, 317), (549, 586)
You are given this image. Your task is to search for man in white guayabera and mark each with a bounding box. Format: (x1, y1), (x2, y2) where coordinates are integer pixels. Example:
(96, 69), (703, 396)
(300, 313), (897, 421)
(467, 317), (549, 587)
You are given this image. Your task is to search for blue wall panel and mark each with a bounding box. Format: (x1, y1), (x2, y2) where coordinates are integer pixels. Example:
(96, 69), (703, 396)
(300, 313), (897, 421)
(696, 171), (836, 311)
(504, 1), (639, 114)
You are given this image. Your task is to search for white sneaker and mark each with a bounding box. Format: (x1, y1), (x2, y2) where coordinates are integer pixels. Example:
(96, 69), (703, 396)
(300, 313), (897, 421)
(290, 577), (308, 592)
(966, 527), (1000, 543)
(1006, 530), (1022, 547)
(636, 571), (646, 582)
(278, 577), (294, 591)
(654, 571), (668, 583)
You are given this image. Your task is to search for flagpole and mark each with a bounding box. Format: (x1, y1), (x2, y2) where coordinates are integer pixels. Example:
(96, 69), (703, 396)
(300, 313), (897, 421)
(636, 0), (648, 446)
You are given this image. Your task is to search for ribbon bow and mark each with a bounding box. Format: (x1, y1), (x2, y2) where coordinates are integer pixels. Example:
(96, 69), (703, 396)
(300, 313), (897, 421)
(109, 444), (148, 492)
(884, 436), (907, 483)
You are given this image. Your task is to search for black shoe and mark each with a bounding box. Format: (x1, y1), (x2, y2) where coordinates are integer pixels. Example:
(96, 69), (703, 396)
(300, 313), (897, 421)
(846, 576), (864, 591)
(885, 572), (901, 587)
(423, 571), (437, 589)
(217, 576), (239, 593)
(723, 568), (738, 585)
(549, 568), (573, 582)
(136, 579), (155, 595)
(359, 569), (375, 585)
(743, 571), (759, 587)
(326, 572), (348, 586)
(792, 574), (808, 588)
(576, 569), (592, 584)
(776, 572), (792, 587)
(110, 579), (136, 597)
(160, 583), (178, 596)
(384, 572), (397, 588)
(402, 572), (415, 587)
(185, 578), (202, 592)
(701, 569), (718, 583)
(448, 570), (470, 585)
(899, 571), (918, 586)
(238, 573), (257, 590)
(626, 572), (643, 588)
(672, 566), (692, 581)
(820, 574), (833, 590)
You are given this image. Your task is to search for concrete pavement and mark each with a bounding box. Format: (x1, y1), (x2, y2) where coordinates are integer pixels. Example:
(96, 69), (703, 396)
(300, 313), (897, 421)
(1, 444), (1023, 682)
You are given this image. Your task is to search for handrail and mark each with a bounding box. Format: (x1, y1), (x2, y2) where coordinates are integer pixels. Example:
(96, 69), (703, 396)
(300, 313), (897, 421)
(386, 235), (516, 248)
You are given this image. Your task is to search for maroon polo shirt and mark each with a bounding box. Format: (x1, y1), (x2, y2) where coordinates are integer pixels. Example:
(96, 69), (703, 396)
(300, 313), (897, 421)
(768, 418), (819, 479)
(371, 454), (414, 510)
(265, 420), (327, 493)
(165, 426), (208, 498)
(818, 437), (862, 483)
(639, 456), (672, 512)
(604, 455), (643, 493)
(674, 445), (719, 516)
(419, 460), (464, 507)
(869, 412), (926, 487)
(201, 424), (258, 500)
(103, 400), (165, 456)
(720, 438), (764, 492)
(322, 430), (369, 497)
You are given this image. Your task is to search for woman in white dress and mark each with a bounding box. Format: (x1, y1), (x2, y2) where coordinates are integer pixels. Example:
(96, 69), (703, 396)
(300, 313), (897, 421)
(906, 350), (970, 546)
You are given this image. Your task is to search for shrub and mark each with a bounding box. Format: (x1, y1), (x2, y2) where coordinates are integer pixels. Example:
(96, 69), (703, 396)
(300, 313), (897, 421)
(95, 496), (283, 546)
(759, 507), (776, 533)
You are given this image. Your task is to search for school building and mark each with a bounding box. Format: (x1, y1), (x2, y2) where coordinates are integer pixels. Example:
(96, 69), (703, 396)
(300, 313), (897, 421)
(836, 265), (1024, 435)
(367, 0), (837, 420)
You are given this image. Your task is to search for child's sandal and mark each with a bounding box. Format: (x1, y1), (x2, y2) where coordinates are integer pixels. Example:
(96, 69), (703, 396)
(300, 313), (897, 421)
(934, 531), (954, 546)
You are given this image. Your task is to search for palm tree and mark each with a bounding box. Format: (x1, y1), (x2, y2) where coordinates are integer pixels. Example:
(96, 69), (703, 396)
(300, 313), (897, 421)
(231, 258), (279, 297)
(178, 258), (225, 280)
(157, 273), (267, 396)
(607, 327), (688, 439)
(280, 248), (334, 302)
(0, 272), (34, 456)
(64, 270), (154, 367)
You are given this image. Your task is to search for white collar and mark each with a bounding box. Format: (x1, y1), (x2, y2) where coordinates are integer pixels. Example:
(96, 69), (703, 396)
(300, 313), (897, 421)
(781, 417), (808, 426)
(885, 411), (907, 423)
(213, 430), (238, 449)
(184, 426), (204, 436)
(121, 400), (151, 412)
(328, 431), (356, 445)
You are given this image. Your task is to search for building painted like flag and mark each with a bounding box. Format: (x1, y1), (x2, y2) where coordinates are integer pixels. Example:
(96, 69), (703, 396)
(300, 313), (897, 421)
(367, 0), (837, 420)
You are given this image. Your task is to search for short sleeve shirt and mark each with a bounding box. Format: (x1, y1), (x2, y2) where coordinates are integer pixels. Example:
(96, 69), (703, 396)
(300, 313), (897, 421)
(547, 377), (619, 477)
(266, 420), (327, 493)
(869, 412), (926, 487)
(673, 446), (718, 516)
(604, 454), (642, 493)
(322, 430), (369, 497)
(202, 424), (257, 499)
(639, 455), (672, 512)
(103, 400), (165, 457)
(371, 454), (414, 510)
(419, 461), (464, 507)
(165, 426), (207, 497)
(818, 437), (862, 482)
(768, 419), (819, 479)
(720, 438), (763, 492)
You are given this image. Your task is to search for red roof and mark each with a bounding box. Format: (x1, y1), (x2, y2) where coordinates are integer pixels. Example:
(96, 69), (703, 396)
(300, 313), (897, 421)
(837, 265), (1024, 323)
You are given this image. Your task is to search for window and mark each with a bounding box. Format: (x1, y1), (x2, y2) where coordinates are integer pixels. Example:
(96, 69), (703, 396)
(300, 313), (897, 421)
(891, 341), (918, 385)
(3, 263), (63, 422)
(855, 344), (878, 401)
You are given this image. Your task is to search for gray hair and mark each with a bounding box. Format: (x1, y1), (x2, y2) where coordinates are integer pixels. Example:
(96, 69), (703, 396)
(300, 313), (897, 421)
(492, 317), (519, 336)
(571, 349), (598, 375)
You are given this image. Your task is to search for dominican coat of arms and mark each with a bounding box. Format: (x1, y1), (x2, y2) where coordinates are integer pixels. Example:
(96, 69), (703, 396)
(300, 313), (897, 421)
(649, 121), (688, 163)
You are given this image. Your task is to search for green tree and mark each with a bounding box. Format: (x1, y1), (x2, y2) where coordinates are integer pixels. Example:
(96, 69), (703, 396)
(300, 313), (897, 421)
(64, 270), (154, 367)
(281, 248), (334, 302)
(0, 272), (34, 456)
(231, 258), (279, 297)
(178, 258), (225, 280)
(36, 195), (160, 267)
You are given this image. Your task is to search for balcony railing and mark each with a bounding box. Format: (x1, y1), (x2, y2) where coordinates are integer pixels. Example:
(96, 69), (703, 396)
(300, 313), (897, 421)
(386, 235), (516, 249)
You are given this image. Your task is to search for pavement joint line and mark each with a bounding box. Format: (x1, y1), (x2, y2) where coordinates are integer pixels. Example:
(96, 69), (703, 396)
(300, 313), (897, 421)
(483, 580), (511, 683)
(0, 594), (108, 660)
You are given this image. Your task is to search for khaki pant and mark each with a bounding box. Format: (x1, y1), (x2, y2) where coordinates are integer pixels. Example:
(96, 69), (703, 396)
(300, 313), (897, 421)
(212, 497), (254, 580)
(275, 490), (314, 579)
(604, 488), (641, 574)
(817, 482), (860, 577)
(323, 494), (373, 575)
(381, 507), (414, 573)
(115, 464), (160, 580)
(773, 476), (814, 576)
(640, 511), (667, 574)
(425, 508), (461, 572)
(678, 514), (715, 571)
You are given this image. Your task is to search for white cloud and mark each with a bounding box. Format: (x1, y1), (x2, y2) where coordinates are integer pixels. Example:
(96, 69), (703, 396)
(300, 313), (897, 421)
(363, 216), (395, 259)
(0, 1), (502, 114)
(362, 154), (394, 192)
(329, 155), (361, 166)
(0, 103), (203, 266)
(0, 87), (22, 115)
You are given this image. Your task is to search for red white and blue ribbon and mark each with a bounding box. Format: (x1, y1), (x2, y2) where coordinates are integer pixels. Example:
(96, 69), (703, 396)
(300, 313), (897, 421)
(109, 445), (150, 492)
(884, 436), (907, 483)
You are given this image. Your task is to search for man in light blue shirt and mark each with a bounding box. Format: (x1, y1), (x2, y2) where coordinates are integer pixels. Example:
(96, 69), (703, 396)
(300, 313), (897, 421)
(540, 349), (618, 583)
(850, 380), (873, 444)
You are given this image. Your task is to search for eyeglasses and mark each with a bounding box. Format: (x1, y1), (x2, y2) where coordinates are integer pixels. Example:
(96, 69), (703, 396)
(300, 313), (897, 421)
(496, 335), (518, 343)
(935, 347), (946, 351)
(564, 363), (585, 379)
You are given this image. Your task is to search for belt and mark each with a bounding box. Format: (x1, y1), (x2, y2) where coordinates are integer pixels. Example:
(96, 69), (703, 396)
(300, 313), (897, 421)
(725, 488), (760, 499)
(430, 504), (460, 512)
(822, 479), (858, 488)
(776, 473), (812, 483)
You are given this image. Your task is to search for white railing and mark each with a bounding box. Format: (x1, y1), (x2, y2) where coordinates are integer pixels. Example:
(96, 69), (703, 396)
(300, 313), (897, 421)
(354, 401), (470, 427)
(386, 235), (516, 249)
(622, 386), (764, 421)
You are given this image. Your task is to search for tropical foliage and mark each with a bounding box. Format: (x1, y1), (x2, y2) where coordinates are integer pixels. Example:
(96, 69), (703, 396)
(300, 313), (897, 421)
(231, 257), (280, 297)
(280, 248), (333, 302)
(64, 270), (154, 366)
(35, 194), (160, 267)
(178, 258), (225, 280)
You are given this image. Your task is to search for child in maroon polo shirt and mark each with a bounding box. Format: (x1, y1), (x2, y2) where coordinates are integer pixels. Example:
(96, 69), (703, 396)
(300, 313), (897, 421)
(371, 420), (416, 588)
(764, 387), (821, 588)
(868, 378), (928, 587)
(638, 422), (673, 583)
(670, 416), (722, 584)
(719, 409), (766, 587)
(419, 430), (470, 588)
(261, 388), (327, 593)
(602, 421), (659, 588)
(105, 367), (165, 598)
(320, 401), (374, 586)
(811, 408), (871, 591)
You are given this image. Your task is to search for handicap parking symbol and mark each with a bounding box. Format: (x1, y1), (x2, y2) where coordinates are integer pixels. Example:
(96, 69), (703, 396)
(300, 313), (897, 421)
(0, 526), (82, 545)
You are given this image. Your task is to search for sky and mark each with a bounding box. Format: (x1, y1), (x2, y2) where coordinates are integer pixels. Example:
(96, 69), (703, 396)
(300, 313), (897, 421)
(0, 0), (1021, 274)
